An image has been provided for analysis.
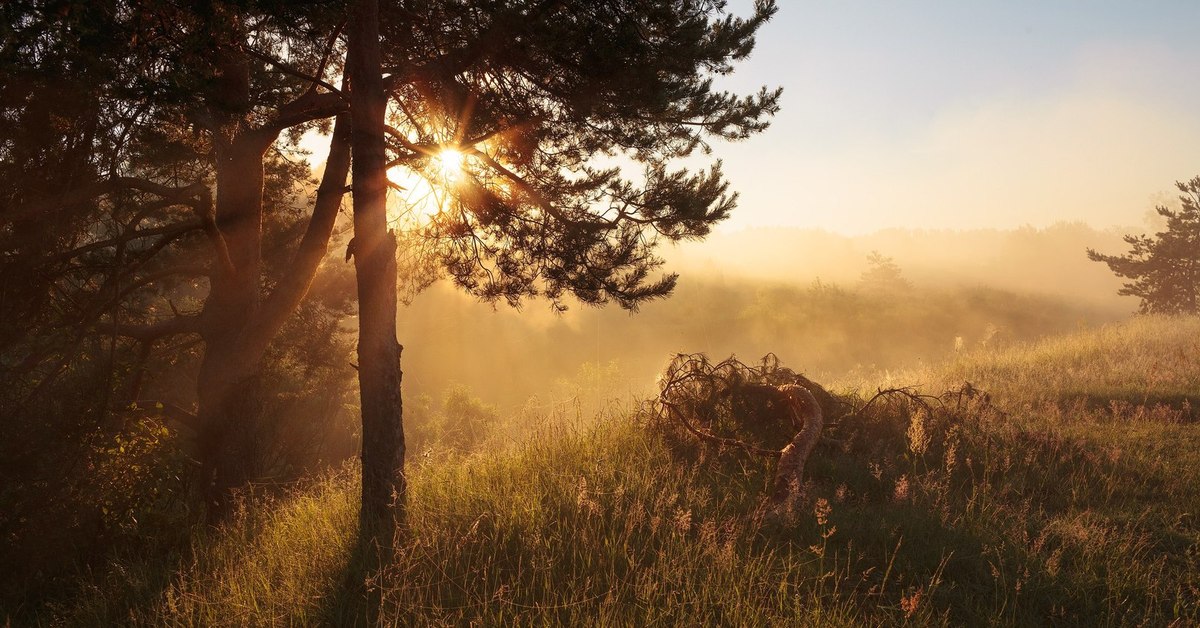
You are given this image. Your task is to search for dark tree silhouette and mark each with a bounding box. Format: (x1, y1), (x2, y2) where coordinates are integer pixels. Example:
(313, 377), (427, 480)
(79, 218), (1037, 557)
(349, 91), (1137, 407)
(347, 0), (781, 522)
(1088, 177), (1200, 314)
(347, 0), (406, 527)
(2, 0), (780, 523)
(1, 2), (356, 517)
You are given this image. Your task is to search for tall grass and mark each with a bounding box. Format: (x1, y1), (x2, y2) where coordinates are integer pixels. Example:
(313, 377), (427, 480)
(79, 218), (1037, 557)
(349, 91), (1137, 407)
(942, 315), (1200, 405)
(31, 318), (1200, 626)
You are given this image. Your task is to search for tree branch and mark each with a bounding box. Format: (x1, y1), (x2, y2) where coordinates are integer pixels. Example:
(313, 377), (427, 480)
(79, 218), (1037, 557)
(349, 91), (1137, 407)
(249, 113), (351, 353)
(264, 90), (349, 132)
(241, 44), (346, 98)
(41, 220), (203, 267)
(188, 186), (236, 277)
(99, 314), (202, 342)
(464, 146), (603, 231)
(5, 178), (210, 226)
(309, 21), (346, 97)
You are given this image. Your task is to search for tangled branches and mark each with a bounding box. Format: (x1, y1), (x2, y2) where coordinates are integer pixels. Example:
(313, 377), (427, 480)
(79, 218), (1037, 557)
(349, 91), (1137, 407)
(655, 353), (837, 505)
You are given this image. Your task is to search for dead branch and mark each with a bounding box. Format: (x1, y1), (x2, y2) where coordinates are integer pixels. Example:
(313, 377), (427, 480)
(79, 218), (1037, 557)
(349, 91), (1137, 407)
(654, 353), (832, 505)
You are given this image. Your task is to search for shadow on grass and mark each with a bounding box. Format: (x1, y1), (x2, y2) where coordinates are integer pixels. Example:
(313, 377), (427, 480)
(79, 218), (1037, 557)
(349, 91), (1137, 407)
(315, 518), (390, 626)
(748, 397), (1192, 625)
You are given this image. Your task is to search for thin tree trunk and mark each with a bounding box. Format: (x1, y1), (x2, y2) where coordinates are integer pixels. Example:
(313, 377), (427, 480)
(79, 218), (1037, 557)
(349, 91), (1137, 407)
(347, 0), (406, 528)
(771, 384), (824, 505)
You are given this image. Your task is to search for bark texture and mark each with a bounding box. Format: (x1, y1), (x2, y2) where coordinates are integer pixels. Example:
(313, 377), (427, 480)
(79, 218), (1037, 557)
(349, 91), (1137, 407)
(348, 0), (406, 527)
(770, 383), (824, 505)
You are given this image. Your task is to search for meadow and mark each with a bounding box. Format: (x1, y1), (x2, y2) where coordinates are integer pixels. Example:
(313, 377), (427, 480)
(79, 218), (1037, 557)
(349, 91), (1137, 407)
(33, 316), (1200, 626)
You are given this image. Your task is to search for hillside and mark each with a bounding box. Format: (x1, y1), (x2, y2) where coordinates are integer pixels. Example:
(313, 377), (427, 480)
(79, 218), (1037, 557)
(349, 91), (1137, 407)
(29, 317), (1200, 626)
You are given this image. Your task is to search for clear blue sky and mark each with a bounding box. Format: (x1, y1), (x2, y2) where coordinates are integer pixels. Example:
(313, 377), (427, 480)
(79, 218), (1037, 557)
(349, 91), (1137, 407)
(710, 1), (1200, 233)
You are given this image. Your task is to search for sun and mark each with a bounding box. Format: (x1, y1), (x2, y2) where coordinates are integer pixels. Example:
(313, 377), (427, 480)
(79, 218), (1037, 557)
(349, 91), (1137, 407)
(384, 147), (473, 224)
(434, 148), (465, 181)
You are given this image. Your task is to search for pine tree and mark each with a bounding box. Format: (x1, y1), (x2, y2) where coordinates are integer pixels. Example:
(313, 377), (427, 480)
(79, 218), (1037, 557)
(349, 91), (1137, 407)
(1088, 177), (1200, 314)
(3, 0), (781, 521)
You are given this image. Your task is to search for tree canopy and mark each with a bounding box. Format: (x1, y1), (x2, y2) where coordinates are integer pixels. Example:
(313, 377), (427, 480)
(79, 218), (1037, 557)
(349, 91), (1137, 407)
(0, 0), (780, 522)
(374, 0), (781, 308)
(1088, 177), (1200, 314)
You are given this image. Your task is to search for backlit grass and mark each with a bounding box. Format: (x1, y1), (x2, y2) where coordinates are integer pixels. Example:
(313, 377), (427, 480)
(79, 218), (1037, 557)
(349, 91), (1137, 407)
(35, 317), (1200, 626)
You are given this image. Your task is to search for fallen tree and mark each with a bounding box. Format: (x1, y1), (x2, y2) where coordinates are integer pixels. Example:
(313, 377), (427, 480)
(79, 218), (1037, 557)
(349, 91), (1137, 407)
(654, 353), (843, 506)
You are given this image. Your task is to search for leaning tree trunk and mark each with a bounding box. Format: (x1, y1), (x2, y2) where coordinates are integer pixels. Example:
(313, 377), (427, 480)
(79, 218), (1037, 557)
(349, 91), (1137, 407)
(347, 0), (406, 528)
(771, 383), (824, 505)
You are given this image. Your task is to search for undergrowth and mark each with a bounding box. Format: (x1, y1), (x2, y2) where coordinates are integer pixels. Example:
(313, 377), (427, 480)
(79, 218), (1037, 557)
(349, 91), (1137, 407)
(22, 317), (1200, 626)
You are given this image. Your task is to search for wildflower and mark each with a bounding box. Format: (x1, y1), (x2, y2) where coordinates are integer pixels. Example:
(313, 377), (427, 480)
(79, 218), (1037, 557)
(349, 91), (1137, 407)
(900, 586), (924, 618)
(814, 497), (832, 526)
(893, 475), (910, 502)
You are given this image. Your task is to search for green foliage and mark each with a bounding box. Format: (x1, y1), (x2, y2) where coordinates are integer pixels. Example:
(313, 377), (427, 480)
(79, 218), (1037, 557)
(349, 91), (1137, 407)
(0, 364), (194, 611)
(1089, 177), (1200, 314)
(0, 265), (361, 614)
(406, 384), (502, 454)
(378, 0), (781, 308)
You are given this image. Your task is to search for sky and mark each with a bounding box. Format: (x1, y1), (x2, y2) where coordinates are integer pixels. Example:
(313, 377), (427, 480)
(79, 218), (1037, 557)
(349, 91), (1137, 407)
(706, 1), (1200, 234)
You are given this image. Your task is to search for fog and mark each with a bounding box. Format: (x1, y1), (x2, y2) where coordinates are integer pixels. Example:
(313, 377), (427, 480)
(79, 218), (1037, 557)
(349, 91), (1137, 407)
(396, 221), (1134, 413)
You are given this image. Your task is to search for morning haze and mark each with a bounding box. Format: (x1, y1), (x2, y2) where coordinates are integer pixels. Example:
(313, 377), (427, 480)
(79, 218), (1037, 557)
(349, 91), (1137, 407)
(4, 2), (1198, 625)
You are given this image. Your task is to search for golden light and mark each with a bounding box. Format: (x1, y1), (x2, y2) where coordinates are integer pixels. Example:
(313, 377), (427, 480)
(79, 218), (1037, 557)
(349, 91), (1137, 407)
(384, 148), (470, 225)
(434, 148), (465, 181)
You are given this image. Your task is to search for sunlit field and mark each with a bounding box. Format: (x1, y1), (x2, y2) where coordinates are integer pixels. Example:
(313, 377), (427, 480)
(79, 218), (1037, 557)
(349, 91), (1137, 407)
(6, 2), (1200, 626)
(30, 316), (1198, 626)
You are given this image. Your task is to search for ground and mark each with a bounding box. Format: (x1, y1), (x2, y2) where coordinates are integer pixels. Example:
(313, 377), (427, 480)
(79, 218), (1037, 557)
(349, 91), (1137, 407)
(33, 316), (1200, 626)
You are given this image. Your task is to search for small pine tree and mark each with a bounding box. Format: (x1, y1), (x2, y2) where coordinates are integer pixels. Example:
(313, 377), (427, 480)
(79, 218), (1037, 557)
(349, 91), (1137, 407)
(1088, 177), (1200, 314)
(859, 251), (912, 293)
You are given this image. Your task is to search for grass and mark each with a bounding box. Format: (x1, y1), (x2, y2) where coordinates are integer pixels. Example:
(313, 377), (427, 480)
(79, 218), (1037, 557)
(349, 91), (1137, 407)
(25, 316), (1200, 626)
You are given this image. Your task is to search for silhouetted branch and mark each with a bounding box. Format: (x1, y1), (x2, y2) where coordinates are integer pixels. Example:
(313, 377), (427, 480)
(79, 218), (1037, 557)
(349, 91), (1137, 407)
(242, 44), (346, 98)
(5, 178), (209, 226)
(41, 220), (203, 267)
(251, 113), (351, 355)
(100, 314), (202, 342)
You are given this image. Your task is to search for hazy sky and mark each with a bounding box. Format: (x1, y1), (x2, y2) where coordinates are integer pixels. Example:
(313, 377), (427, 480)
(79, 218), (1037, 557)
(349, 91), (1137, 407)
(707, 1), (1200, 234)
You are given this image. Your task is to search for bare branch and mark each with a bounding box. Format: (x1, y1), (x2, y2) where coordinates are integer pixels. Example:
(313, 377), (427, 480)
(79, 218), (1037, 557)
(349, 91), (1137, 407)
(310, 21), (347, 96)
(265, 90), (349, 132)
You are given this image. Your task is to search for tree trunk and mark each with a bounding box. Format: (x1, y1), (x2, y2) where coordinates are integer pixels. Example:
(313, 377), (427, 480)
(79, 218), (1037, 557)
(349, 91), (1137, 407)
(348, 0), (406, 528)
(195, 133), (269, 519)
(770, 384), (824, 506)
(194, 112), (352, 521)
